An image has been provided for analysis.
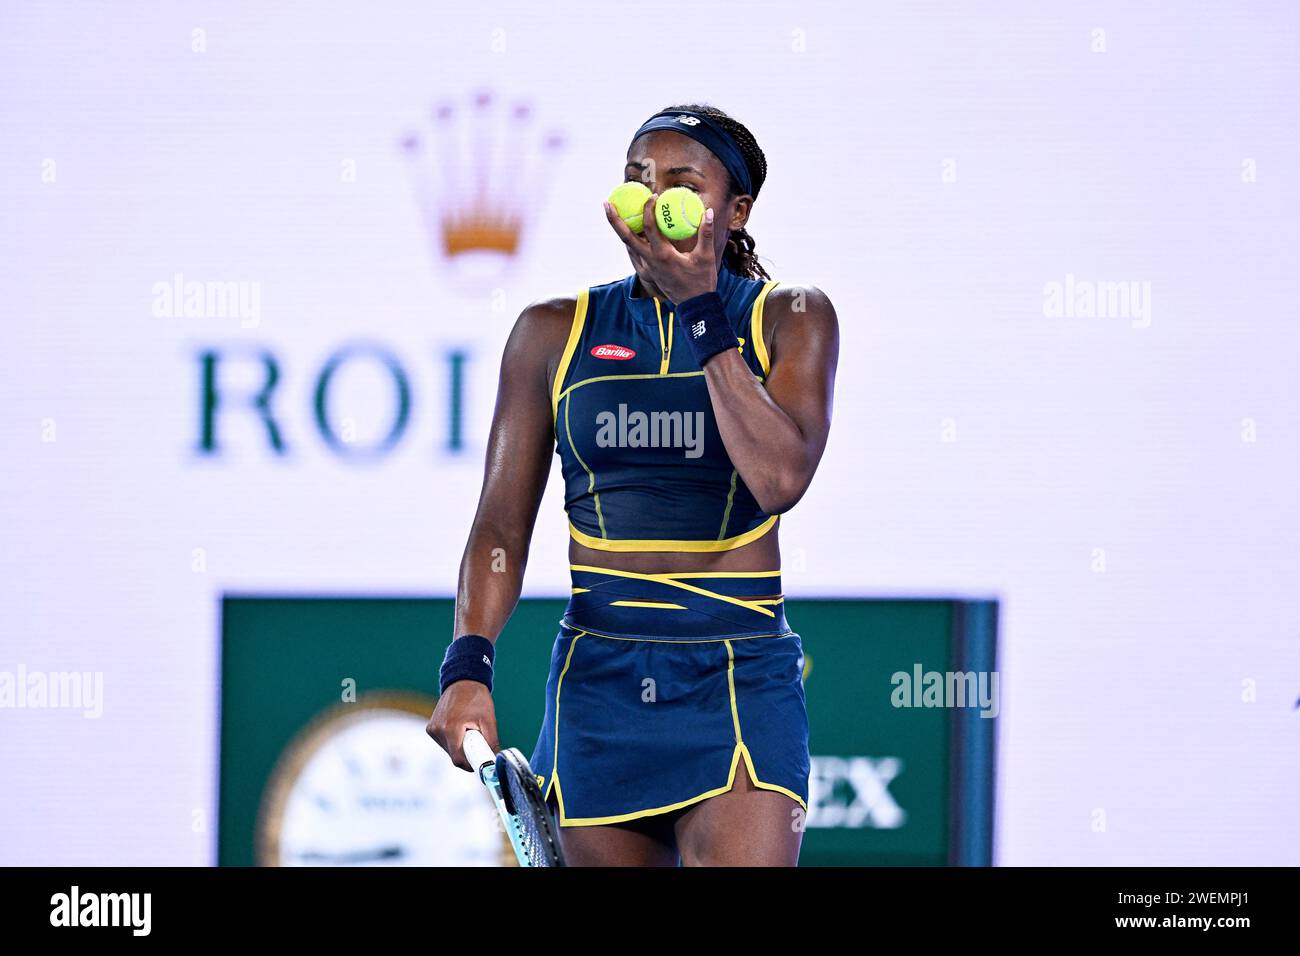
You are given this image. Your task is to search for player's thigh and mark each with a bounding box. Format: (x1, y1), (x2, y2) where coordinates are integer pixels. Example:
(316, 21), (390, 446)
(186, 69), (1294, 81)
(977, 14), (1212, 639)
(673, 767), (803, 867)
(556, 815), (680, 867)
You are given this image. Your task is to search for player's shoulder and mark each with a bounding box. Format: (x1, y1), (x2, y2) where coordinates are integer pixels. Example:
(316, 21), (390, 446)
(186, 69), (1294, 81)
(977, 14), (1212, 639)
(765, 281), (836, 316)
(519, 292), (581, 324)
(763, 281), (839, 339)
(510, 293), (581, 347)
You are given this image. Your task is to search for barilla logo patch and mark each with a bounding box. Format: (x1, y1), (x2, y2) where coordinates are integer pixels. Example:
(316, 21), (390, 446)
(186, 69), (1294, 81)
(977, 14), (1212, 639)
(591, 344), (636, 360)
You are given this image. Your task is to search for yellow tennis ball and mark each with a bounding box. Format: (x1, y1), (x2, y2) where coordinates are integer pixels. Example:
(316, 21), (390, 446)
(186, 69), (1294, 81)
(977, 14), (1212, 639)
(607, 181), (652, 233)
(654, 186), (704, 240)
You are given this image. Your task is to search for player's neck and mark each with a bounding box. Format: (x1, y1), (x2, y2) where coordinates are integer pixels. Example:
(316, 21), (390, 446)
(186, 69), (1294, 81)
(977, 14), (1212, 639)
(631, 274), (670, 302)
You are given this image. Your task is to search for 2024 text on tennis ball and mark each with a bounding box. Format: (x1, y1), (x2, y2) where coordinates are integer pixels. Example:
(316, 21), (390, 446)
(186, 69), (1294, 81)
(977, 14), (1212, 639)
(654, 186), (705, 240)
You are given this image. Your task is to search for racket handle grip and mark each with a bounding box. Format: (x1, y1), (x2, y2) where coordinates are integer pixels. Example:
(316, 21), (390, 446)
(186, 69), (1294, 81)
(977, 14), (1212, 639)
(462, 728), (496, 771)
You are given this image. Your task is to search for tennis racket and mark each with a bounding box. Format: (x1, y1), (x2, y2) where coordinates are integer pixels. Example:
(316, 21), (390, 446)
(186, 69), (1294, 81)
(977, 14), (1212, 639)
(462, 728), (566, 867)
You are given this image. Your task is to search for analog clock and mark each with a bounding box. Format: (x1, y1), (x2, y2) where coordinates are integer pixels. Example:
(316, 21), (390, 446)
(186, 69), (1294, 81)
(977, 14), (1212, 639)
(256, 693), (509, 866)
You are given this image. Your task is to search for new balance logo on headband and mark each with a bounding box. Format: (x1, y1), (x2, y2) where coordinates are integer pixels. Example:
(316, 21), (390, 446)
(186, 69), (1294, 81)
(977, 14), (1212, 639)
(674, 115), (701, 126)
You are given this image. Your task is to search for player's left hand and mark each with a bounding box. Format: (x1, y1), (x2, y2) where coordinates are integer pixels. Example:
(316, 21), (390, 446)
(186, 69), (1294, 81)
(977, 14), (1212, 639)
(603, 193), (718, 304)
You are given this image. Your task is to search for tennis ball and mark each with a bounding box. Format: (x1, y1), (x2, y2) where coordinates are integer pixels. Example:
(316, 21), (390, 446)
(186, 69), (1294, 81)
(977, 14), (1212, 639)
(607, 181), (652, 233)
(654, 186), (705, 240)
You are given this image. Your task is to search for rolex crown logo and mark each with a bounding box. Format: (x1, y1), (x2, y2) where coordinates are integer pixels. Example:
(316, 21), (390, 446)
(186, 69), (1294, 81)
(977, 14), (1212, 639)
(400, 89), (565, 279)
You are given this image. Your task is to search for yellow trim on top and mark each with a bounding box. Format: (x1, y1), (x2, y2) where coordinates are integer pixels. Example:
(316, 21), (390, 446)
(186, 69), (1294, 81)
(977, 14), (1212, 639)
(567, 513), (778, 555)
(564, 397), (606, 538)
(609, 600), (686, 610)
(567, 630), (792, 644)
(570, 587), (590, 594)
(567, 562), (778, 617)
(750, 280), (779, 376)
(609, 569), (783, 579)
(552, 290), (590, 423)
(667, 310), (674, 372)
(557, 369), (704, 404)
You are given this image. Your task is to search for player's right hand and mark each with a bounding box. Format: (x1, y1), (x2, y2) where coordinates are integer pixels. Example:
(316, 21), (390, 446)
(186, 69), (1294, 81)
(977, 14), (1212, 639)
(426, 681), (500, 771)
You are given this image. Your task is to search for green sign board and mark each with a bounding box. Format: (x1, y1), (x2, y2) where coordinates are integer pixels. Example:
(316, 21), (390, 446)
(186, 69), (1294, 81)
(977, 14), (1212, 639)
(220, 597), (996, 866)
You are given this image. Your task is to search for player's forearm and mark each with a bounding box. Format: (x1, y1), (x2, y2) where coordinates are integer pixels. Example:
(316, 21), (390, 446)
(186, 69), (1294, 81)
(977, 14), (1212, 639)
(703, 350), (814, 514)
(452, 520), (531, 641)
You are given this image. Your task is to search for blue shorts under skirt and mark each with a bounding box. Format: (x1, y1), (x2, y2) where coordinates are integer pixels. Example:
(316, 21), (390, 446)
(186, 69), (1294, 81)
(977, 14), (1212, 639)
(528, 567), (811, 827)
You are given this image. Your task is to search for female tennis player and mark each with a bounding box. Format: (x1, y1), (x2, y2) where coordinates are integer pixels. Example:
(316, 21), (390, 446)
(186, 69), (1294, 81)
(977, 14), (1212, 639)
(428, 103), (839, 866)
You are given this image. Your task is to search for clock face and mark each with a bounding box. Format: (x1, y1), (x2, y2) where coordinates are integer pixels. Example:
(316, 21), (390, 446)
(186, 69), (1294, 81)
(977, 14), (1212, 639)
(257, 695), (508, 866)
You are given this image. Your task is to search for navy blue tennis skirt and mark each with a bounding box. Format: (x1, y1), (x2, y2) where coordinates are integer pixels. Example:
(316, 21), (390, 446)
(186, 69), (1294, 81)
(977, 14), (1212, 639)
(529, 565), (810, 827)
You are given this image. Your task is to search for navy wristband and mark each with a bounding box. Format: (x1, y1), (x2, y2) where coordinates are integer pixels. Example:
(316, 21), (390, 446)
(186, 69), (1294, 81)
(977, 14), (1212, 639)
(677, 291), (740, 366)
(439, 634), (495, 694)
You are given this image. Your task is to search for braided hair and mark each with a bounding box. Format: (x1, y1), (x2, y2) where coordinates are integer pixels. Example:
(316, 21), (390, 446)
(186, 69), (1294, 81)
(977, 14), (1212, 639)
(662, 103), (771, 281)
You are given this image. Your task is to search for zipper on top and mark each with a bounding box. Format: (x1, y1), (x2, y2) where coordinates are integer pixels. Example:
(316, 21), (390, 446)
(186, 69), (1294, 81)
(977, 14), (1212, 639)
(652, 298), (673, 375)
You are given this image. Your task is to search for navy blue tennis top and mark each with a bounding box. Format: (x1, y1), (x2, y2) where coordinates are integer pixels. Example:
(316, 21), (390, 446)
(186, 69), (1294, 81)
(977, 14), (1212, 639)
(551, 261), (781, 553)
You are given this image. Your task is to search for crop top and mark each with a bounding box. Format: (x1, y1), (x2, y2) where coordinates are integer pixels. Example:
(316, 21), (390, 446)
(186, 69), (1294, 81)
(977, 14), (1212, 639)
(551, 261), (780, 552)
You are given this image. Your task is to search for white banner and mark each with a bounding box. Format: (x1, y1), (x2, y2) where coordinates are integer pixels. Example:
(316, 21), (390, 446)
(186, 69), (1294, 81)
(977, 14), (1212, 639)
(1, 1), (1297, 865)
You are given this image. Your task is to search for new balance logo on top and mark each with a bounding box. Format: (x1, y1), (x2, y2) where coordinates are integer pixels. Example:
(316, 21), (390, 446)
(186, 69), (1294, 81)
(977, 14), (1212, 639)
(690, 320), (707, 339)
